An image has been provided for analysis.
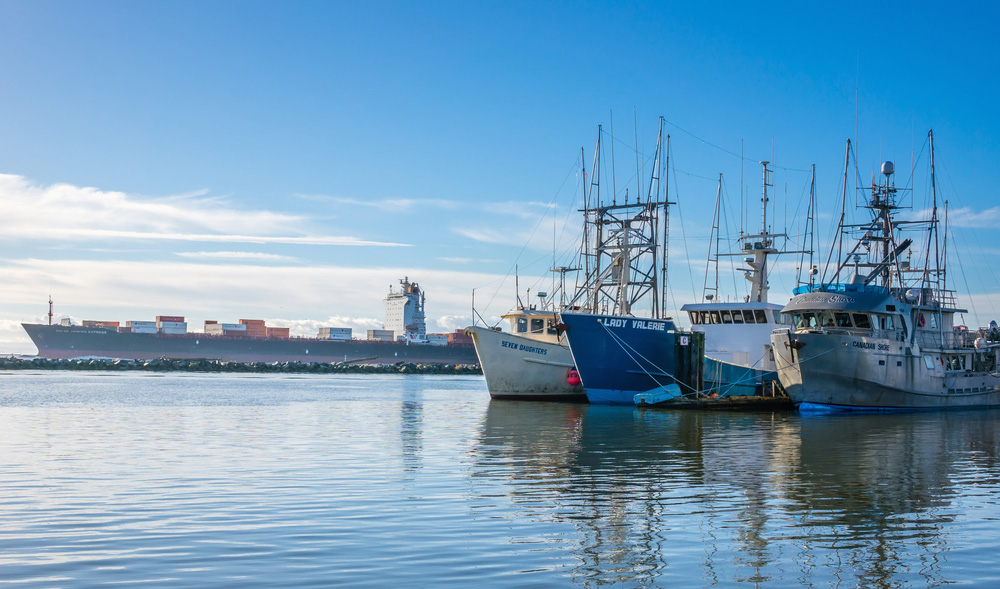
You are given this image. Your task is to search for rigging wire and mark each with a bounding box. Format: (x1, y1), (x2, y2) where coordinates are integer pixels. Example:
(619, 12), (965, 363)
(661, 117), (812, 173)
(477, 154), (583, 319)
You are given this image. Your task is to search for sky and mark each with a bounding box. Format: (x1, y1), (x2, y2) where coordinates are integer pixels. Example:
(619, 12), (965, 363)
(1, 0), (999, 354)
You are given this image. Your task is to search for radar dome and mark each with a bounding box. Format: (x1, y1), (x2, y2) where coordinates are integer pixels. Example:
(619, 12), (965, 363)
(881, 161), (894, 176)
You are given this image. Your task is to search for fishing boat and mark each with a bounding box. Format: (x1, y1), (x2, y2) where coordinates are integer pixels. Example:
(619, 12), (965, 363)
(558, 119), (703, 405)
(679, 162), (806, 396)
(467, 303), (584, 402)
(466, 134), (601, 402)
(771, 131), (1000, 411)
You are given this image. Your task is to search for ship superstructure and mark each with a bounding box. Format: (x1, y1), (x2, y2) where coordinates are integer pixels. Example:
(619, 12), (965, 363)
(384, 277), (427, 342)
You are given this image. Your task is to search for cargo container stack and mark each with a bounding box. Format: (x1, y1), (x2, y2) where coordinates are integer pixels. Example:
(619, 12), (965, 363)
(318, 327), (352, 340)
(267, 327), (290, 338)
(127, 320), (158, 334)
(156, 315), (187, 335)
(447, 329), (473, 346)
(205, 322), (247, 336)
(239, 319), (267, 338)
(82, 320), (120, 328)
(366, 329), (393, 341)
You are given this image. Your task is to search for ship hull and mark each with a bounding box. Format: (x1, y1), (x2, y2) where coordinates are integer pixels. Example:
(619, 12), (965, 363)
(467, 325), (585, 402)
(559, 312), (682, 405)
(771, 329), (1000, 411)
(22, 323), (479, 365)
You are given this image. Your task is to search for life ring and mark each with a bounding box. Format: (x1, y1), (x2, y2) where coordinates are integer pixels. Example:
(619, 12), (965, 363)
(917, 313), (926, 328)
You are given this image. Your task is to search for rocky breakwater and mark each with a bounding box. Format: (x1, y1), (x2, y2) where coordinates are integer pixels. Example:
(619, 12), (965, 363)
(0, 356), (482, 375)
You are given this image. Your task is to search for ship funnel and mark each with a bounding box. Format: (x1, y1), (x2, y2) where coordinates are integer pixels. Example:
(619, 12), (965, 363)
(881, 161), (894, 177)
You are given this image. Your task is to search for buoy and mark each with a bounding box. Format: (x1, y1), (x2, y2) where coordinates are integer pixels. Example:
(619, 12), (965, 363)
(566, 368), (581, 386)
(918, 313), (926, 327)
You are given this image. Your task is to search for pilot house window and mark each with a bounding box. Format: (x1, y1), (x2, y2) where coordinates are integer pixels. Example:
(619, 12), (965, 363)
(516, 318), (528, 333)
(530, 318), (545, 334)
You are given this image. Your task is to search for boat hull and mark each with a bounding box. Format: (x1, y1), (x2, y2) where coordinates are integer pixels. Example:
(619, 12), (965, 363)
(22, 323), (479, 365)
(467, 325), (585, 402)
(771, 329), (1000, 411)
(559, 312), (685, 405)
(704, 357), (773, 397)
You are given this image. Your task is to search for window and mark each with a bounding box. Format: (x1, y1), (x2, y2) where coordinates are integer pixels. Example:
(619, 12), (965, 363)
(700, 311), (710, 325)
(853, 314), (872, 329)
(879, 315), (894, 330)
(516, 318), (528, 333)
(835, 312), (852, 328)
(800, 312), (818, 329)
(530, 318), (544, 334)
(546, 320), (557, 335)
(772, 311), (782, 324)
(743, 310), (756, 324)
(721, 310), (733, 324)
(689, 312), (700, 325)
(819, 311), (836, 327)
(732, 310), (744, 324)
(710, 311), (721, 324)
(754, 310), (768, 324)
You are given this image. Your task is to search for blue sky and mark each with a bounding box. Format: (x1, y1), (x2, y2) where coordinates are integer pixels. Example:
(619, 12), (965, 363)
(1, 1), (998, 353)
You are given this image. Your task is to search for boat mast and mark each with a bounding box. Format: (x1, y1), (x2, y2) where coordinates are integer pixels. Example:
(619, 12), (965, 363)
(567, 119), (670, 317)
(822, 139), (851, 286)
(797, 164), (817, 287)
(703, 174), (722, 302)
(660, 130), (670, 319)
(744, 161), (774, 303)
(927, 129), (942, 305)
(48, 295), (53, 326)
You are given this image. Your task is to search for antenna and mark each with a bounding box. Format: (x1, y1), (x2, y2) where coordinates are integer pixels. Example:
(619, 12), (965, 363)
(48, 295), (54, 326)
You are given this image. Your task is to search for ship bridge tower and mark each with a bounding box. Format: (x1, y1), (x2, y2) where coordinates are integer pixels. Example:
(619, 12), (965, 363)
(383, 277), (427, 343)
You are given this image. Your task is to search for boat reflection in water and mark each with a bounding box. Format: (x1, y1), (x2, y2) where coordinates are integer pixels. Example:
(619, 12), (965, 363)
(474, 401), (1000, 585)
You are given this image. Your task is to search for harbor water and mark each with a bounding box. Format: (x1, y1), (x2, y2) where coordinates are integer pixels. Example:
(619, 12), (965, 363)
(2, 372), (1000, 587)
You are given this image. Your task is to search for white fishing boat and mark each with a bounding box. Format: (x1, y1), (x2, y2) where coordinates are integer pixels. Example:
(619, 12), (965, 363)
(680, 162), (804, 396)
(467, 304), (584, 402)
(771, 131), (1000, 411)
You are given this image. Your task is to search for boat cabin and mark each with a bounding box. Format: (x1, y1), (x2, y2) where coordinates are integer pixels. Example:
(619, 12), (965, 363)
(501, 308), (561, 344)
(781, 285), (910, 342)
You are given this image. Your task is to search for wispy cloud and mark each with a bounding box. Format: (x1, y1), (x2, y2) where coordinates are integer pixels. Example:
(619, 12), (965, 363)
(906, 205), (1000, 228)
(0, 174), (408, 247)
(176, 251), (299, 262)
(299, 194), (461, 212)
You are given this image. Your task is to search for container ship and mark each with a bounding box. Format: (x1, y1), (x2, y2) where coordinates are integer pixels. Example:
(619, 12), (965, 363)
(22, 278), (479, 365)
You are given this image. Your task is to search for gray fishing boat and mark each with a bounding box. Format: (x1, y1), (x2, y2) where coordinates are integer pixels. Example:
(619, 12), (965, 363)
(771, 131), (1000, 411)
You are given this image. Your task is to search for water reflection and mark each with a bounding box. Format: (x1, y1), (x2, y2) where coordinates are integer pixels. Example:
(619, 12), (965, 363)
(475, 401), (1000, 586)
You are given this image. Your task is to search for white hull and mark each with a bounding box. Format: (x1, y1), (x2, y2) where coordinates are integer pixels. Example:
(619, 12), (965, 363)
(468, 325), (585, 401)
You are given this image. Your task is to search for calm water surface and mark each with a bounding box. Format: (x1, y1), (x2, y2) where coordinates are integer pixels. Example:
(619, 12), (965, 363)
(1, 371), (1000, 587)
